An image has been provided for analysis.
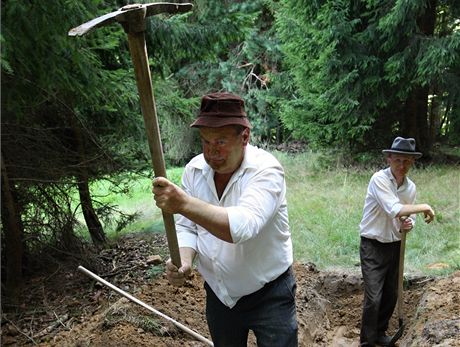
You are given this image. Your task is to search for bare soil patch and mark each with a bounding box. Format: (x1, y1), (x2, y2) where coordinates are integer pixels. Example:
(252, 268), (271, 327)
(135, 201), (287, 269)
(2, 233), (459, 346)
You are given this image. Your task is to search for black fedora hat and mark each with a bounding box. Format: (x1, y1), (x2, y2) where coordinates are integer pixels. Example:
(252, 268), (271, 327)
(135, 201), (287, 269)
(382, 137), (422, 158)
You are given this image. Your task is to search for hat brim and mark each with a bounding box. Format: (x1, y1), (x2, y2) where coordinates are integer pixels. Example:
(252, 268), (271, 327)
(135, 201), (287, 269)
(382, 149), (422, 159)
(190, 116), (252, 129)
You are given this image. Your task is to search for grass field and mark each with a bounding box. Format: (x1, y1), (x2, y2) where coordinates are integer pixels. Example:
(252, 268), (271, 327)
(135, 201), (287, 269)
(276, 151), (459, 275)
(87, 151), (460, 276)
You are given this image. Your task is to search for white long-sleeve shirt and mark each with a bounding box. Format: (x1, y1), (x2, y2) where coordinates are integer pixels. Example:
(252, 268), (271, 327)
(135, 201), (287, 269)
(175, 144), (293, 308)
(359, 167), (417, 243)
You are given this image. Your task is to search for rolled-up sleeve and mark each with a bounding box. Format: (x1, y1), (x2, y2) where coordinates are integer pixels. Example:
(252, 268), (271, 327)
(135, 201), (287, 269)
(175, 166), (198, 250)
(176, 215), (198, 249)
(228, 167), (285, 244)
(389, 203), (403, 218)
(370, 174), (402, 218)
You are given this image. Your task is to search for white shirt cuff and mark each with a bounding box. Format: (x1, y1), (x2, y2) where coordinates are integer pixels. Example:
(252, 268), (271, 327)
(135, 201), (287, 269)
(177, 230), (197, 250)
(227, 206), (253, 244)
(390, 203), (403, 218)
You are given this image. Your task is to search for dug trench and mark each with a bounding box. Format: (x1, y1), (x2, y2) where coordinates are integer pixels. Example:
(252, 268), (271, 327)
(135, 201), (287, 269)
(2, 233), (459, 346)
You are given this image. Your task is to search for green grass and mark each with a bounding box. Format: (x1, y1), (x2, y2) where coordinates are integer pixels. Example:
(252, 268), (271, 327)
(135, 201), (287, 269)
(401, 165), (460, 275)
(275, 151), (460, 276)
(276, 151), (370, 270)
(75, 168), (184, 238)
(87, 152), (460, 276)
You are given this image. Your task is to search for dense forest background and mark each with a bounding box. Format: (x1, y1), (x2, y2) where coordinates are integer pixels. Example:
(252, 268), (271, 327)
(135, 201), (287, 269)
(1, 0), (459, 300)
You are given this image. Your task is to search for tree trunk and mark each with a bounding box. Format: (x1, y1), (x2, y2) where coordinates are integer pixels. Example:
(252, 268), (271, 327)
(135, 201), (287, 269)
(1, 153), (24, 302)
(68, 112), (106, 246)
(403, 0), (438, 154)
(428, 88), (441, 143)
(77, 175), (106, 246)
(403, 86), (431, 154)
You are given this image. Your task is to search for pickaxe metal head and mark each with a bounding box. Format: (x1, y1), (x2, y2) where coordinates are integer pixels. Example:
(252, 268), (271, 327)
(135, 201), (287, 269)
(68, 2), (193, 36)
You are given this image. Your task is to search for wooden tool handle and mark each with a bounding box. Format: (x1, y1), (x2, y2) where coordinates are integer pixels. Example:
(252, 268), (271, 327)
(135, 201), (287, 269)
(126, 30), (181, 268)
(78, 266), (212, 345)
(397, 230), (407, 319)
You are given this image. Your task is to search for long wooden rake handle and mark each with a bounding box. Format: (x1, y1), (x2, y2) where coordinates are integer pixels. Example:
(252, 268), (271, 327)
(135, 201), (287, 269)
(78, 266), (213, 346)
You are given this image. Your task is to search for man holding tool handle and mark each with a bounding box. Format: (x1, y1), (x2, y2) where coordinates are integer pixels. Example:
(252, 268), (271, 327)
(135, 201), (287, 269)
(358, 137), (435, 347)
(71, 5), (297, 345)
(152, 92), (298, 347)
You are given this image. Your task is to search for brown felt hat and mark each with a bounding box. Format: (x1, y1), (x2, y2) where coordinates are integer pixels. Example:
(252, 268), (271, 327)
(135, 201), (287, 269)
(190, 92), (252, 128)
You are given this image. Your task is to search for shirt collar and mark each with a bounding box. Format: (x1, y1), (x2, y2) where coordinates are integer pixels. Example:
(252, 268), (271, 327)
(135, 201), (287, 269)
(384, 167), (407, 187)
(189, 144), (258, 175)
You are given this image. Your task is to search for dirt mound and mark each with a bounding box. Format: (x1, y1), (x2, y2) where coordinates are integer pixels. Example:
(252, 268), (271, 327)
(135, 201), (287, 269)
(2, 233), (459, 346)
(400, 271), (460, 347)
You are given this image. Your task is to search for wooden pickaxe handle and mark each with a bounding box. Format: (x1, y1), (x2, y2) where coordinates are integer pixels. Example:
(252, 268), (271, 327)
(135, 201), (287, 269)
(68, 3), (194, 268)
(126, 29), (181, 268)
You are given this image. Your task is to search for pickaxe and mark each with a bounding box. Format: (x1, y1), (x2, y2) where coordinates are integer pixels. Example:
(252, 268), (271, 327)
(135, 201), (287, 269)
(69, 3), (194, 268)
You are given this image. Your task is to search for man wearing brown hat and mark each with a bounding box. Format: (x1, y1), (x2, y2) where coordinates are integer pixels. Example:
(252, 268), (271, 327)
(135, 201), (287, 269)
(359, 137), (435, 347)
(152, 92), (298, 346)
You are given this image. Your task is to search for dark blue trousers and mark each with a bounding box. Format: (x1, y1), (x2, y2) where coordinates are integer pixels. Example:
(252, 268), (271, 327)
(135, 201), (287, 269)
(360, 237), (400, 346)
(204, 267), (298, 347)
